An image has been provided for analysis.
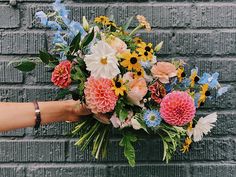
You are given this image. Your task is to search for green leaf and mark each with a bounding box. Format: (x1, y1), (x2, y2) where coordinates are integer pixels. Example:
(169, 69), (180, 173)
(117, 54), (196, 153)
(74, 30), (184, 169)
(39, 51), (51, 64)
(55, 89), (70, 100)
(70, 32), (81, 53)
(14, 60), (36, 72)
(119, 132), (137, 167)
(119, 109), (129, 121)
(123, 16), (134, 31)
(81, 28), (94, 48)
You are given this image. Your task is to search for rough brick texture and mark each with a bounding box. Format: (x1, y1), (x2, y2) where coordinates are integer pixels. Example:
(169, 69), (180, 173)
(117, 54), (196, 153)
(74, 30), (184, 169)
(0, 0), (236, 177)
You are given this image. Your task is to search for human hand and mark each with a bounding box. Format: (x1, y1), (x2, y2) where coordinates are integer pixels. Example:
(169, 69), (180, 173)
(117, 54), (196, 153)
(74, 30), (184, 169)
(65, 100), (110, 124)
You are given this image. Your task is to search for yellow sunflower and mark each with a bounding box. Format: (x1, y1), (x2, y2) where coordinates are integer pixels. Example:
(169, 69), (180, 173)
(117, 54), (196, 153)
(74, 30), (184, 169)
(198, 84), (210, 107)
(120, 51), (141, 70)
(136, 42), (153, 61)
(111, 77), (127, 96)
(105, 20), (117, 28)
(177, 67), (186, 82)
(189, 69), (200, 87)
(94, 16), (109, 25)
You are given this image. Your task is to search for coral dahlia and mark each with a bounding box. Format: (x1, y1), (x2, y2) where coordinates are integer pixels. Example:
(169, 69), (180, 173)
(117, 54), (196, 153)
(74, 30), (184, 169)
(84, 77), (118, 114)
(160, 91), (196, 126)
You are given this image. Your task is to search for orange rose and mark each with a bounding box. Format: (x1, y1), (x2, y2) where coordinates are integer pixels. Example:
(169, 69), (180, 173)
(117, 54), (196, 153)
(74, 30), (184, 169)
(151, 62), (177, 83)
(51, 60), (72, 88)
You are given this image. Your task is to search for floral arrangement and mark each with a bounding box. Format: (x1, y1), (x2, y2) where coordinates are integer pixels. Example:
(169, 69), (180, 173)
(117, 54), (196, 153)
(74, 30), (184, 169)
(13, 0), (230, 167)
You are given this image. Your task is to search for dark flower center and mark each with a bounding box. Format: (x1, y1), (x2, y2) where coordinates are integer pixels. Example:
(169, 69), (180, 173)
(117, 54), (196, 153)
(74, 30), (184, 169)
(181, 72), (186, 77)
(144, 51), (149, 56)
(130, 57), (138, 64)
(200, 101), (205, 106)
(115, 82), (122, 88)
(205, 90), (211, 96)
(137, 71), (142, 76)
(194, 76), (200, 82)
(145, 46), (151, 52)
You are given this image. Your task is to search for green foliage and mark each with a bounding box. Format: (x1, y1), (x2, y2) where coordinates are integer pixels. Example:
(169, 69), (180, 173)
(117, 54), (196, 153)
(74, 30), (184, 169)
(119, 131), (137, 167)
(157, 124), (186, 163)
(73, 117), (111, 159)
(39, 50), (59, 66)
(9, 59), (36, 72)
(70, 32), (81, 54)
(122, 16), (134, 31)
(81, 28), (95, 48)
(55, 89), (71, 100)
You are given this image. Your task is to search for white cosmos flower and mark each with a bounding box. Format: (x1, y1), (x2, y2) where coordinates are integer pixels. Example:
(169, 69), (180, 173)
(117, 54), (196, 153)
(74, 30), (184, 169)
(84, 40), (120, 79)
(192, 112), (217, 142)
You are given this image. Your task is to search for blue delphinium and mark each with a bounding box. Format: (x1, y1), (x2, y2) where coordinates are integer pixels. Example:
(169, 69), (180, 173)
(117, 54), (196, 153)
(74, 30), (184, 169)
(144, 110), (162, 127)
(198, 72), (219, 89)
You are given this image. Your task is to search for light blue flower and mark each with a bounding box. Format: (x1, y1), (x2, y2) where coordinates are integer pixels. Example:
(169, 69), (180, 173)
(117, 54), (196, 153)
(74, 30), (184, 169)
(140, 60), (151, 69)
(52, 31), (67, 45)
(144, 110), (162, 127)
(59, 52), (67, 60)
(35, 11), (48, 26)
(53, 0), (69, 18)
(217, 85), (231, 97)
(68, 21), (86, 38)
(47, 21), (62, 30)
(198, 72), (219, 89)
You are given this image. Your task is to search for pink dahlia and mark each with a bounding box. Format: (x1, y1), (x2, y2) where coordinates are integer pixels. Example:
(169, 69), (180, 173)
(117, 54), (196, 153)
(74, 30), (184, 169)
(160, 91), (196, 126)
(84, 77), (118, 114)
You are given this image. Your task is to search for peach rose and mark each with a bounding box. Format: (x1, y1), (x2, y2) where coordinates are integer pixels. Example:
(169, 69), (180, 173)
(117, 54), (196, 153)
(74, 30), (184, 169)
(106, 36), (127, 53)
(51, 60), (72, 88)
(151, 62), (177, 83)
(123, 72), (148, 106)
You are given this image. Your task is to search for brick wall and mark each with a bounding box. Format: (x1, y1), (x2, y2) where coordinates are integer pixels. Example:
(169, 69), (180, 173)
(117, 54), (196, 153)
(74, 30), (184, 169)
(0, 0), (236, 177)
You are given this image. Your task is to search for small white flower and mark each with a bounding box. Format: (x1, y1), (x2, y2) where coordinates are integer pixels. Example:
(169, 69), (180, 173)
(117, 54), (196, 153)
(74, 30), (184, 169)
(192, 112), (217, 142)
(84, 40), (120, 79)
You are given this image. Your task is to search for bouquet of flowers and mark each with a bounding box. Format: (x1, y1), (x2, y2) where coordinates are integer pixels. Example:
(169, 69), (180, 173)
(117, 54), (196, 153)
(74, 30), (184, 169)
(13, 0), (230, 167)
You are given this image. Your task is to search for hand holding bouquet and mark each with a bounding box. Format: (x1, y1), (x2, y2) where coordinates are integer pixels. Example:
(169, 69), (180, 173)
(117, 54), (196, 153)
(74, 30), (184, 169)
(13, 0), (230, 167)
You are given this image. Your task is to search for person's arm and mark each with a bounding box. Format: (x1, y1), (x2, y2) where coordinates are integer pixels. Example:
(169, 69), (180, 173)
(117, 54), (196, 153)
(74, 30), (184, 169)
(0, 100), (91, 132)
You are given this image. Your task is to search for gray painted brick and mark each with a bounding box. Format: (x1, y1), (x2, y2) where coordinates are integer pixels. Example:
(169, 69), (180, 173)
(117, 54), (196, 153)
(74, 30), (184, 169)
(68, 138), (231, 162)
(0, 166), (25, 177)
(26, 165), (107, 177)
(0, 5), (20, 28)
(0, 60), (23, 83)
(24, 87), (58, 101)
(0, 129), (25, 137)
(0, 140), (66, 162)
(190, 164), (236, 177)
(109, 164), (188, 177)
(1, 32), (46, 54)
(191, 4), (236, 28)
(0, 87), (24, 102)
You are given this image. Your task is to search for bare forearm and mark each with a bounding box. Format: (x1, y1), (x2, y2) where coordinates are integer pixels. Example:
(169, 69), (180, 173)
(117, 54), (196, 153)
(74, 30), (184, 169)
(0, 100), (77, 132)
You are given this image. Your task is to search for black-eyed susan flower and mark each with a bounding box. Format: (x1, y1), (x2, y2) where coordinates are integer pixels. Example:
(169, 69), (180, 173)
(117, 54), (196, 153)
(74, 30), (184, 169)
(120, 51), (141, 70)
(133, 37), (143, 45)
(198, 84), (211, 107)
(133, 67), (144, 79)
(105, 20), (117, 28)
(189, 68), (200, 87)
(94, 16), (109, 25)
(181, 137), (192, 153)
(177, 66), (186, 82)
(111, 77), (127, 96)
(136, 42), (154, 61)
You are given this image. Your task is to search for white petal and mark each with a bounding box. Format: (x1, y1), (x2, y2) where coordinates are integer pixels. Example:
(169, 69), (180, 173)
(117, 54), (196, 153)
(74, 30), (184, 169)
(193, 112), (217, 142)
(131, 119), (142, 130)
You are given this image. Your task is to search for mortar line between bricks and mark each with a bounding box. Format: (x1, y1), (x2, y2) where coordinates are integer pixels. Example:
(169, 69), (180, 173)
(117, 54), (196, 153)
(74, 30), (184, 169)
(0, 161), (235, 165)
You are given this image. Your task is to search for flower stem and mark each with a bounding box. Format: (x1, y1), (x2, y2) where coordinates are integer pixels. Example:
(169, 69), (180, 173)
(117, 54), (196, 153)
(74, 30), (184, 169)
(129, 25), (143, 36)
